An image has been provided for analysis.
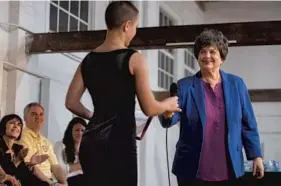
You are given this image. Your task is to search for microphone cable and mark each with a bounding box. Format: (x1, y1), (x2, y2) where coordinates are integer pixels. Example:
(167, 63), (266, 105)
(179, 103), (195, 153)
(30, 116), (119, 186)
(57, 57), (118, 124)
(165, 82), (177, 186)
(166, 127), (171, 186)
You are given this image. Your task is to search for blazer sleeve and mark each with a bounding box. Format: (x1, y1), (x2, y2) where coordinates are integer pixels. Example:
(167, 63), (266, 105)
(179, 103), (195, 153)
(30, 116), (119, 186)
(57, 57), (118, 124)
(53, 141), (69, 175)
(240, 79), (262, 160)
(159, 81), (183, 128)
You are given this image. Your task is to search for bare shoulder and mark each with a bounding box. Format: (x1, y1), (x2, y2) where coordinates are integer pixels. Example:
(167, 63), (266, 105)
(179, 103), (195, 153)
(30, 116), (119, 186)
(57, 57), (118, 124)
(129, 52), (147, 74)
(130, 51), (146, 63)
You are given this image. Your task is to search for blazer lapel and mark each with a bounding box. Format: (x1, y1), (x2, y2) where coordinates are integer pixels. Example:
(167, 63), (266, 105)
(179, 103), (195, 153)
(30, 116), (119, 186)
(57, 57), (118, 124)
(191, 72), (206, 128)
(220, 70), (233, 132)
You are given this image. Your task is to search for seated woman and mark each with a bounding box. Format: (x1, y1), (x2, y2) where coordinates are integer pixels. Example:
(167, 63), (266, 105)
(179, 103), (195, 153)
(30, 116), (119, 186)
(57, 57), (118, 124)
(54, 117), (86, 186)
(0, 165), (20, 186)
(0, 114), (49, 186)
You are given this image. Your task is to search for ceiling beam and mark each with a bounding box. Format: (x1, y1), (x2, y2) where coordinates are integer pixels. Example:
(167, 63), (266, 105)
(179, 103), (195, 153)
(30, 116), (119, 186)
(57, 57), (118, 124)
(153, 89), (281, 102)
(27, 21), (281, 54)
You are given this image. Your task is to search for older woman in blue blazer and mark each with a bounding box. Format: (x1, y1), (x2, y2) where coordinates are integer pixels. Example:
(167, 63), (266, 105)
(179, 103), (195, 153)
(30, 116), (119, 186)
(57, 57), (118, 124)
(159, 29), (264, 185)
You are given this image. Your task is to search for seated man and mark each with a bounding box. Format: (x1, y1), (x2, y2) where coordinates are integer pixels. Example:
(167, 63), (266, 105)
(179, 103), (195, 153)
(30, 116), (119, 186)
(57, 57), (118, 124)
(18, 102), (67, 186)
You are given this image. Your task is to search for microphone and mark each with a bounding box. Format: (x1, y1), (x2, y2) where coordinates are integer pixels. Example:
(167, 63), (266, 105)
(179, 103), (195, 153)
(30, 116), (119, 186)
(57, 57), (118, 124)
(136, 83), (178, 140)
(170, 83), (177, 97)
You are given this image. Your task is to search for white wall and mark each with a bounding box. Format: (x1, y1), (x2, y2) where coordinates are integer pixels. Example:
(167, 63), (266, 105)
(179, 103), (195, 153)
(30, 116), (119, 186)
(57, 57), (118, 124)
(204, 1), (281, 23)
(204, 1), (281, 164)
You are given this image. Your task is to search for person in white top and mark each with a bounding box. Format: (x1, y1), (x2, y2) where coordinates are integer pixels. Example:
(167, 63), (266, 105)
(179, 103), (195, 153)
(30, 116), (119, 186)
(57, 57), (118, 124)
(54, 117), (86, 186)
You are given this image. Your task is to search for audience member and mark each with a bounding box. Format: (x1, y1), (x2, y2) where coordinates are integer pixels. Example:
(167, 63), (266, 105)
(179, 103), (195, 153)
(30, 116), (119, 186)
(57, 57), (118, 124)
(54, 117), (86, 186)
(0, 114), (49, 186)
(18, 102), (67, 186)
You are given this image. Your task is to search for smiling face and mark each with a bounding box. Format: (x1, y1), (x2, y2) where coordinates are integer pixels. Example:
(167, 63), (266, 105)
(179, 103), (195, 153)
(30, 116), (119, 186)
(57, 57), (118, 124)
(25, 105), (44, 132)
(193, 29), (229, 73)
(197, 45), (223, 72)
(72, 123), (86, 144)
(5, 118), (23, 140)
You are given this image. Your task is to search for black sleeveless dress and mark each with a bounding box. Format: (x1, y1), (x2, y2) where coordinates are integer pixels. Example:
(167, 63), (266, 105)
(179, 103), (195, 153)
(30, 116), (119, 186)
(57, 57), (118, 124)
(79, 49), (138, 186)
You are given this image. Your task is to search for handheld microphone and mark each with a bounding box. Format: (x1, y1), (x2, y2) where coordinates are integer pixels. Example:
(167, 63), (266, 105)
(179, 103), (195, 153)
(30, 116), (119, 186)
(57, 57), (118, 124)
(136, 83), (178, 141)
(170, 83), (177, 97)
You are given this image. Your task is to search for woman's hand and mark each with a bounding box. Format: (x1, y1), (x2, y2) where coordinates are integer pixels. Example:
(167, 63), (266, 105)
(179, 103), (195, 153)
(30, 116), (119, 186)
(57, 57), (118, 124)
(69, 162), (82, 173)
(16, 148), (29, 161)
(162, 96), (182, 113)
(4, 175), (21, 186)
(30, 151), (49, 166)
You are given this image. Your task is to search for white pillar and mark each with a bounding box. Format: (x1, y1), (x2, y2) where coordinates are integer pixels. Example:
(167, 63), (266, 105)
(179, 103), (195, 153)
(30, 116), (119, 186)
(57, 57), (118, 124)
(0, 61), (3, 116)
(40, 78), (51, 137)
(138, 2), (162, 186)
(6, 1), (38, 115)
(6, 1), (20, 114)
(93, 1), (108, 30)
(142, 1), (159, 90)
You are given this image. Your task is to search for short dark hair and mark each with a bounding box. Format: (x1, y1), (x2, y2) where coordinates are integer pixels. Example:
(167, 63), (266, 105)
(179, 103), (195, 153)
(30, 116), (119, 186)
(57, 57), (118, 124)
(0, 114), (23, 141)
(105, 1), (139, 30)
(194, 29), (229, 61)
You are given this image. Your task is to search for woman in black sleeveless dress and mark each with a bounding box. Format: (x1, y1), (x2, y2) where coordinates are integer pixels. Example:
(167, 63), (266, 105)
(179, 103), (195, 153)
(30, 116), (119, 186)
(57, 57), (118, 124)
(65, 2), (181, 186)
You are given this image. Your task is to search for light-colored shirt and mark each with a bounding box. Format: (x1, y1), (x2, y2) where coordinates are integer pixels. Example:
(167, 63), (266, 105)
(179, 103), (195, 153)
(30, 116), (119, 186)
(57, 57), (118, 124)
(53, 141), (83, 178)
(18, 126), (59, 178)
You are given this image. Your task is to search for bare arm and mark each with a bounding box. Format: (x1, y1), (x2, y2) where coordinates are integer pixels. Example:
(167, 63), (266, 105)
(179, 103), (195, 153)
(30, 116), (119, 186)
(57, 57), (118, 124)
(0, 167), (20, 186)
(33, 167), (53, 185)
(69, 162), (82, 173)
(130, 52), (181, 117)
(51, 164), (67, 185)
(65, 64), (93, 120)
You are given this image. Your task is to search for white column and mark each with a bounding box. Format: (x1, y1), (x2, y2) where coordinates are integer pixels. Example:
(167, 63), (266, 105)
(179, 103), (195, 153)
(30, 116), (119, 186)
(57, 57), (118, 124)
(0, 61), (3, 116)
(40, 78), (51, 137)
(142, 1), (159, 90)
(138, 2), (162, 186)
(93, 1), (108, 30)
(6, 1), (20, 114)
(6, 1), (40, 115)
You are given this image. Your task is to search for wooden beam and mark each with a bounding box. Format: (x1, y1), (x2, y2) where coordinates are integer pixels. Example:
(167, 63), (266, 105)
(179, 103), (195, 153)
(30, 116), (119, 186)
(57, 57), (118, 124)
(27, 21), (281, 54)
(249, 89), (281, 102)
(153, 89), (281, 102)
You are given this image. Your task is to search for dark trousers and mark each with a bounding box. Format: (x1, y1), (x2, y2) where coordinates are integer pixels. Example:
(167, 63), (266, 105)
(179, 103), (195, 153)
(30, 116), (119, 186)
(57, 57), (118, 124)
(177, 177), (243, 186)
(177, 158), (239, 186)
(67, 175), (84, 186)
(4, 174), (49, 186)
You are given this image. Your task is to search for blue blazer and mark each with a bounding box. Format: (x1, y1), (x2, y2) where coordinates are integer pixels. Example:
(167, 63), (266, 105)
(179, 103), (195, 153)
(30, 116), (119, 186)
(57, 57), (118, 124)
(159, 70), (262, 180)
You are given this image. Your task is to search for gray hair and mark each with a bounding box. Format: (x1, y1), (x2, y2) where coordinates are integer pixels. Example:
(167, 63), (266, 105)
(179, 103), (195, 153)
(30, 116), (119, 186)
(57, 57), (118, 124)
(23, 102), (44, 118)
